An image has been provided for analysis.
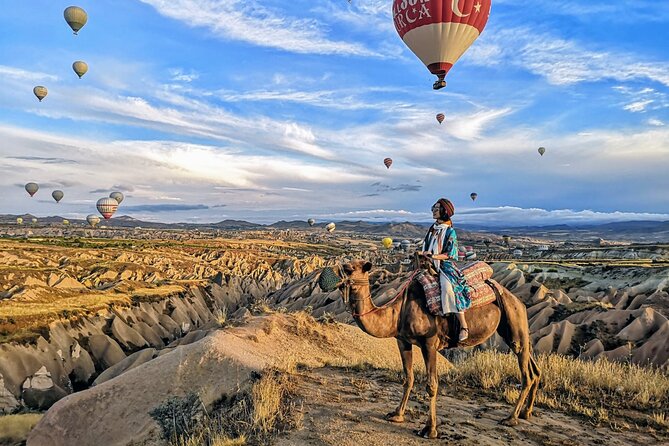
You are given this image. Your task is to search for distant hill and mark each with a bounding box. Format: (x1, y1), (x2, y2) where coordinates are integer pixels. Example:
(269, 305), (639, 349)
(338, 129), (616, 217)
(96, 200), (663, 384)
(2, 214), (668, 242)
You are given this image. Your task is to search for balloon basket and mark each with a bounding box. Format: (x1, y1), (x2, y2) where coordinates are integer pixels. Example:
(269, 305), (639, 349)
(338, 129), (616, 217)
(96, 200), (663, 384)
(433, 80), (446, 90)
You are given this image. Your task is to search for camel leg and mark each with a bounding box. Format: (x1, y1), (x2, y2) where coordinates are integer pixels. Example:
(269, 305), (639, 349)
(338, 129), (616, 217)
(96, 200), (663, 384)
(501, 346), (533, 426)
(386, 339), (413, 423)
(416, 339), (439, 439)
(520, 354), (541, 420)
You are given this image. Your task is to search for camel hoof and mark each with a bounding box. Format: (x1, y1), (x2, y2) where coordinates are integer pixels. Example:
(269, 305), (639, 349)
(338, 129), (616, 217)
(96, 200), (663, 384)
(499, 416), (519, 427)
(385, 412), (405, 423)
(519, 411), (533, 420)
(415, 426), (438, 439)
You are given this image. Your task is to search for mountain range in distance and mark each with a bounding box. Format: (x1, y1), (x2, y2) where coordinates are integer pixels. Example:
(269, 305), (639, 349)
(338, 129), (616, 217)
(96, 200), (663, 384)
(2, 214), (669, 242)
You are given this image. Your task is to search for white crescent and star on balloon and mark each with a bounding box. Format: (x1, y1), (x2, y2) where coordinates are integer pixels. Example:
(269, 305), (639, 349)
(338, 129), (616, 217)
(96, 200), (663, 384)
(452, 0), (483, 17)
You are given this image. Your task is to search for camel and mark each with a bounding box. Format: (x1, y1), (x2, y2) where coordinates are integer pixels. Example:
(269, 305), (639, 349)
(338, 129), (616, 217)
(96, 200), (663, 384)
(336, 260), (541, 439)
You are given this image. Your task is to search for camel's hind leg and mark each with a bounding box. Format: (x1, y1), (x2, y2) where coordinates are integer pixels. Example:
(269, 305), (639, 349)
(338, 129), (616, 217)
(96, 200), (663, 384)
(416, 338), (439, 439)
(495, 289), (541, 426)
(520, 354), (541, 419)
(386, 339), (413, 423)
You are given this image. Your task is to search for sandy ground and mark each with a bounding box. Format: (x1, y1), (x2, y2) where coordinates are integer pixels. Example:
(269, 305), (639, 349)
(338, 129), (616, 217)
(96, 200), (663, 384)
(276, 367), (665, 446)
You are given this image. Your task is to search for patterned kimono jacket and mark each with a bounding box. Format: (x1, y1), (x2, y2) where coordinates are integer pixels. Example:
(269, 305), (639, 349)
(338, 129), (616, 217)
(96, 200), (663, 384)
(422, 223), (471, 313)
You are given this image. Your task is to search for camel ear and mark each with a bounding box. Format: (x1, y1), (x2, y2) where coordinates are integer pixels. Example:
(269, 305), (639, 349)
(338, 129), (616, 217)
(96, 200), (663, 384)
(362, 262), (373, 273)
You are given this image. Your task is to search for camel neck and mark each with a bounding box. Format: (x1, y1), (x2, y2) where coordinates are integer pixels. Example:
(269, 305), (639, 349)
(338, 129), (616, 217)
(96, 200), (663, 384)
(350, 283), (402, 339)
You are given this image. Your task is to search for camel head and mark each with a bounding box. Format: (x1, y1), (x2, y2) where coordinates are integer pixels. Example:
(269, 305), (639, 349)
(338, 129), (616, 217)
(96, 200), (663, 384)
(339, 260), (372, 305)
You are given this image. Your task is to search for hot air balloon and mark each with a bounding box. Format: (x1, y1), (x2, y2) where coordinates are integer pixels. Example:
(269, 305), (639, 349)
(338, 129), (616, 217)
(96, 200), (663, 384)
(110, 191), (124, 204)
(64, 6), (87, 34)
(62, 219), (70, 226)
(16, 217), (23, 225)
(307, 218), (315, 227)
(436, 113), (445, 124)
(384, 157), (393, 169)
(52, 190), (64, 203)
(96, 197), (118, 220)
(86, 214), (100, 227)
(33, 86), (48, 102)
(400, 240), (412, 251)
(325, 222), (336, 233)
(502, 235), (511, 246)
(31, 218), (37, 224)
(72, 61), (88, 79)
(538, 147), (546, 156)
(470, 192), (477, 201)
(393, 0), (492, 90)
(25, 182), (39, 197)
(382, 237), (393, 249)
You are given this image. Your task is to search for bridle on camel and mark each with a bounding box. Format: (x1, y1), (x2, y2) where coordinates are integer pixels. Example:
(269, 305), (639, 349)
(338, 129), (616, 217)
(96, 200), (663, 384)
(337, 264), (418, 318)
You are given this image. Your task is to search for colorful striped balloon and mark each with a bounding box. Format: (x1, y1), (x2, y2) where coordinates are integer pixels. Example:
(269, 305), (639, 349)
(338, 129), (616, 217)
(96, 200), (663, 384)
(393, 0), (492, 89)
(436, 113), (445, 124)
(96, 197), (119, 220)
(384, 157), (393, 169)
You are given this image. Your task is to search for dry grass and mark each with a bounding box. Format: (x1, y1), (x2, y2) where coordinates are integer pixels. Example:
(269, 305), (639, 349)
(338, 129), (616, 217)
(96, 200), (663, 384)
(446, 350), (669, 427)
(0, 413), (43, 444)
(168, 371), (300, 446)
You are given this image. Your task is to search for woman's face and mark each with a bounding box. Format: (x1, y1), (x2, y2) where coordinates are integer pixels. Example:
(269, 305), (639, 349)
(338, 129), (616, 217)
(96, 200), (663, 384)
(431, 203), (441, 219)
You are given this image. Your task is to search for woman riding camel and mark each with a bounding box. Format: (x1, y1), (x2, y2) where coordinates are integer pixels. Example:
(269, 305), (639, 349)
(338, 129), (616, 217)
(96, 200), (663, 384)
(421, 198), (471, 341)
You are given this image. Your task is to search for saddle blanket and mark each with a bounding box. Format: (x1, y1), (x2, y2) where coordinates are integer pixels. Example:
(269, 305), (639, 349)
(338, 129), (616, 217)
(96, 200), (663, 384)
(417, 261), (497, 315)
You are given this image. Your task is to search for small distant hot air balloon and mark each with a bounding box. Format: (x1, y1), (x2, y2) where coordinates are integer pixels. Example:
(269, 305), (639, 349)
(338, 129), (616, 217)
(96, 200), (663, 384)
(52, 190), (64, 203)
(62, 219), (70, 226)
(384, 157), (393, 169)
(25, 182), (39, 197)
(538, 147), (546, 156)
(470, 192), (478, 201)
(109, 191), (124, 204)
(72, 61), (88, 79)
(436, 113), (445, 124)
(33, 86), (48, 102)
(502, 235), (511, 246)
(393, 0), (492, 89)
(16, 217), (23, 225)
(64, 6), (87, 35)
(96, 197), (118, 220)
(307, 218), (315, 227)
(325, 222), (336, 233)
(31, 218), (38, 224)
(382, 237), (393, 249)
(86, 214), (100, 227)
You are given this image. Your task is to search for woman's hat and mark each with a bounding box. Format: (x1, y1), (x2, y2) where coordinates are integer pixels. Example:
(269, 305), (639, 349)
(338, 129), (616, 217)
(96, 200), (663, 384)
(437, 198), (455, 219)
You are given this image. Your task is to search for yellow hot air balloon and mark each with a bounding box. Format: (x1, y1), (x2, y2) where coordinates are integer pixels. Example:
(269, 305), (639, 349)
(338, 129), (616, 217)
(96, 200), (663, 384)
(72, 61), (88, 78)
(16, 217), (23, 225)
(64, 6), (88, 35)
(33, 86), (48, 102)
(325, 222), (336, 233)
(382, 237), (393, 249)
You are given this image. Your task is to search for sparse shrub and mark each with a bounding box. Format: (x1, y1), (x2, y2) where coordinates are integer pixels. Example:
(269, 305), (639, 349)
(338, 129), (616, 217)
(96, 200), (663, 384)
(150, 393), (204, 442)
(0, 413), (43, 445)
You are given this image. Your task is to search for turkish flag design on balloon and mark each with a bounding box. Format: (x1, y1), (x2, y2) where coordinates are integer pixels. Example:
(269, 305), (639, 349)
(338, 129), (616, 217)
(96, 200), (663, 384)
(393, 0), (492, 88)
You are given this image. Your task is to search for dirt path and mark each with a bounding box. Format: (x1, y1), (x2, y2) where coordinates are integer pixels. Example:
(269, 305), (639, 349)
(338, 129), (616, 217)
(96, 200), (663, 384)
(277, 367), (664, 446)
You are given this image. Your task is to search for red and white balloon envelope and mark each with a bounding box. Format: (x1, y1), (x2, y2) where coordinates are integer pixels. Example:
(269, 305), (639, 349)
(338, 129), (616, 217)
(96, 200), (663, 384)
(393, 0), (492, 90)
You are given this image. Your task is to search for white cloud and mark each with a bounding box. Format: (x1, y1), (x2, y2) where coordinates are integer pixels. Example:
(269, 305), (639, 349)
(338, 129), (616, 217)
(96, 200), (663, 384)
(0, 65), (58, 82)
(466, 27), (669, 87)
(139, 0), (380, 56)
(624, 100), (654, 113)
(648, 119), (665, 127)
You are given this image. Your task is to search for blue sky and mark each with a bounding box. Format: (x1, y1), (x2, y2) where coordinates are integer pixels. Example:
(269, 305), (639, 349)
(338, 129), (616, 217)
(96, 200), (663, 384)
(0, 0), (668, 225)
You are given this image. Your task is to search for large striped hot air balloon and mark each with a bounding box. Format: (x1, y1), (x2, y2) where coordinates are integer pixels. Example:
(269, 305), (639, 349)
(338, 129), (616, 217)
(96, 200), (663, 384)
(384, 157), (393, 169)
(96, 197), (118, 219)
(393, 0), (492, 90)
(436, 113), (445, 124)
(25, 182), (39, 197)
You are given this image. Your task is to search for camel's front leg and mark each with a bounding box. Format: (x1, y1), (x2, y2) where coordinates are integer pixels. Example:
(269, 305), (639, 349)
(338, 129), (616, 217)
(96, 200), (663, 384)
(386, 339), (413, 423)
(416, 339), (439, 439)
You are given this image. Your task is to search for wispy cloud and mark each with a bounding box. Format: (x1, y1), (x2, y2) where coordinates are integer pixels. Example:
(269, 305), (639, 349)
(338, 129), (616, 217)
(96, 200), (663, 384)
(123, 204), (209, 212)
(140, 0), (380, 56)
(466, 27), (669, 87)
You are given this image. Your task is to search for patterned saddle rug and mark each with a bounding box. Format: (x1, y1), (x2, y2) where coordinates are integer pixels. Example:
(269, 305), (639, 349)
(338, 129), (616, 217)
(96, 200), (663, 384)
(416, 261), (498, 316)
